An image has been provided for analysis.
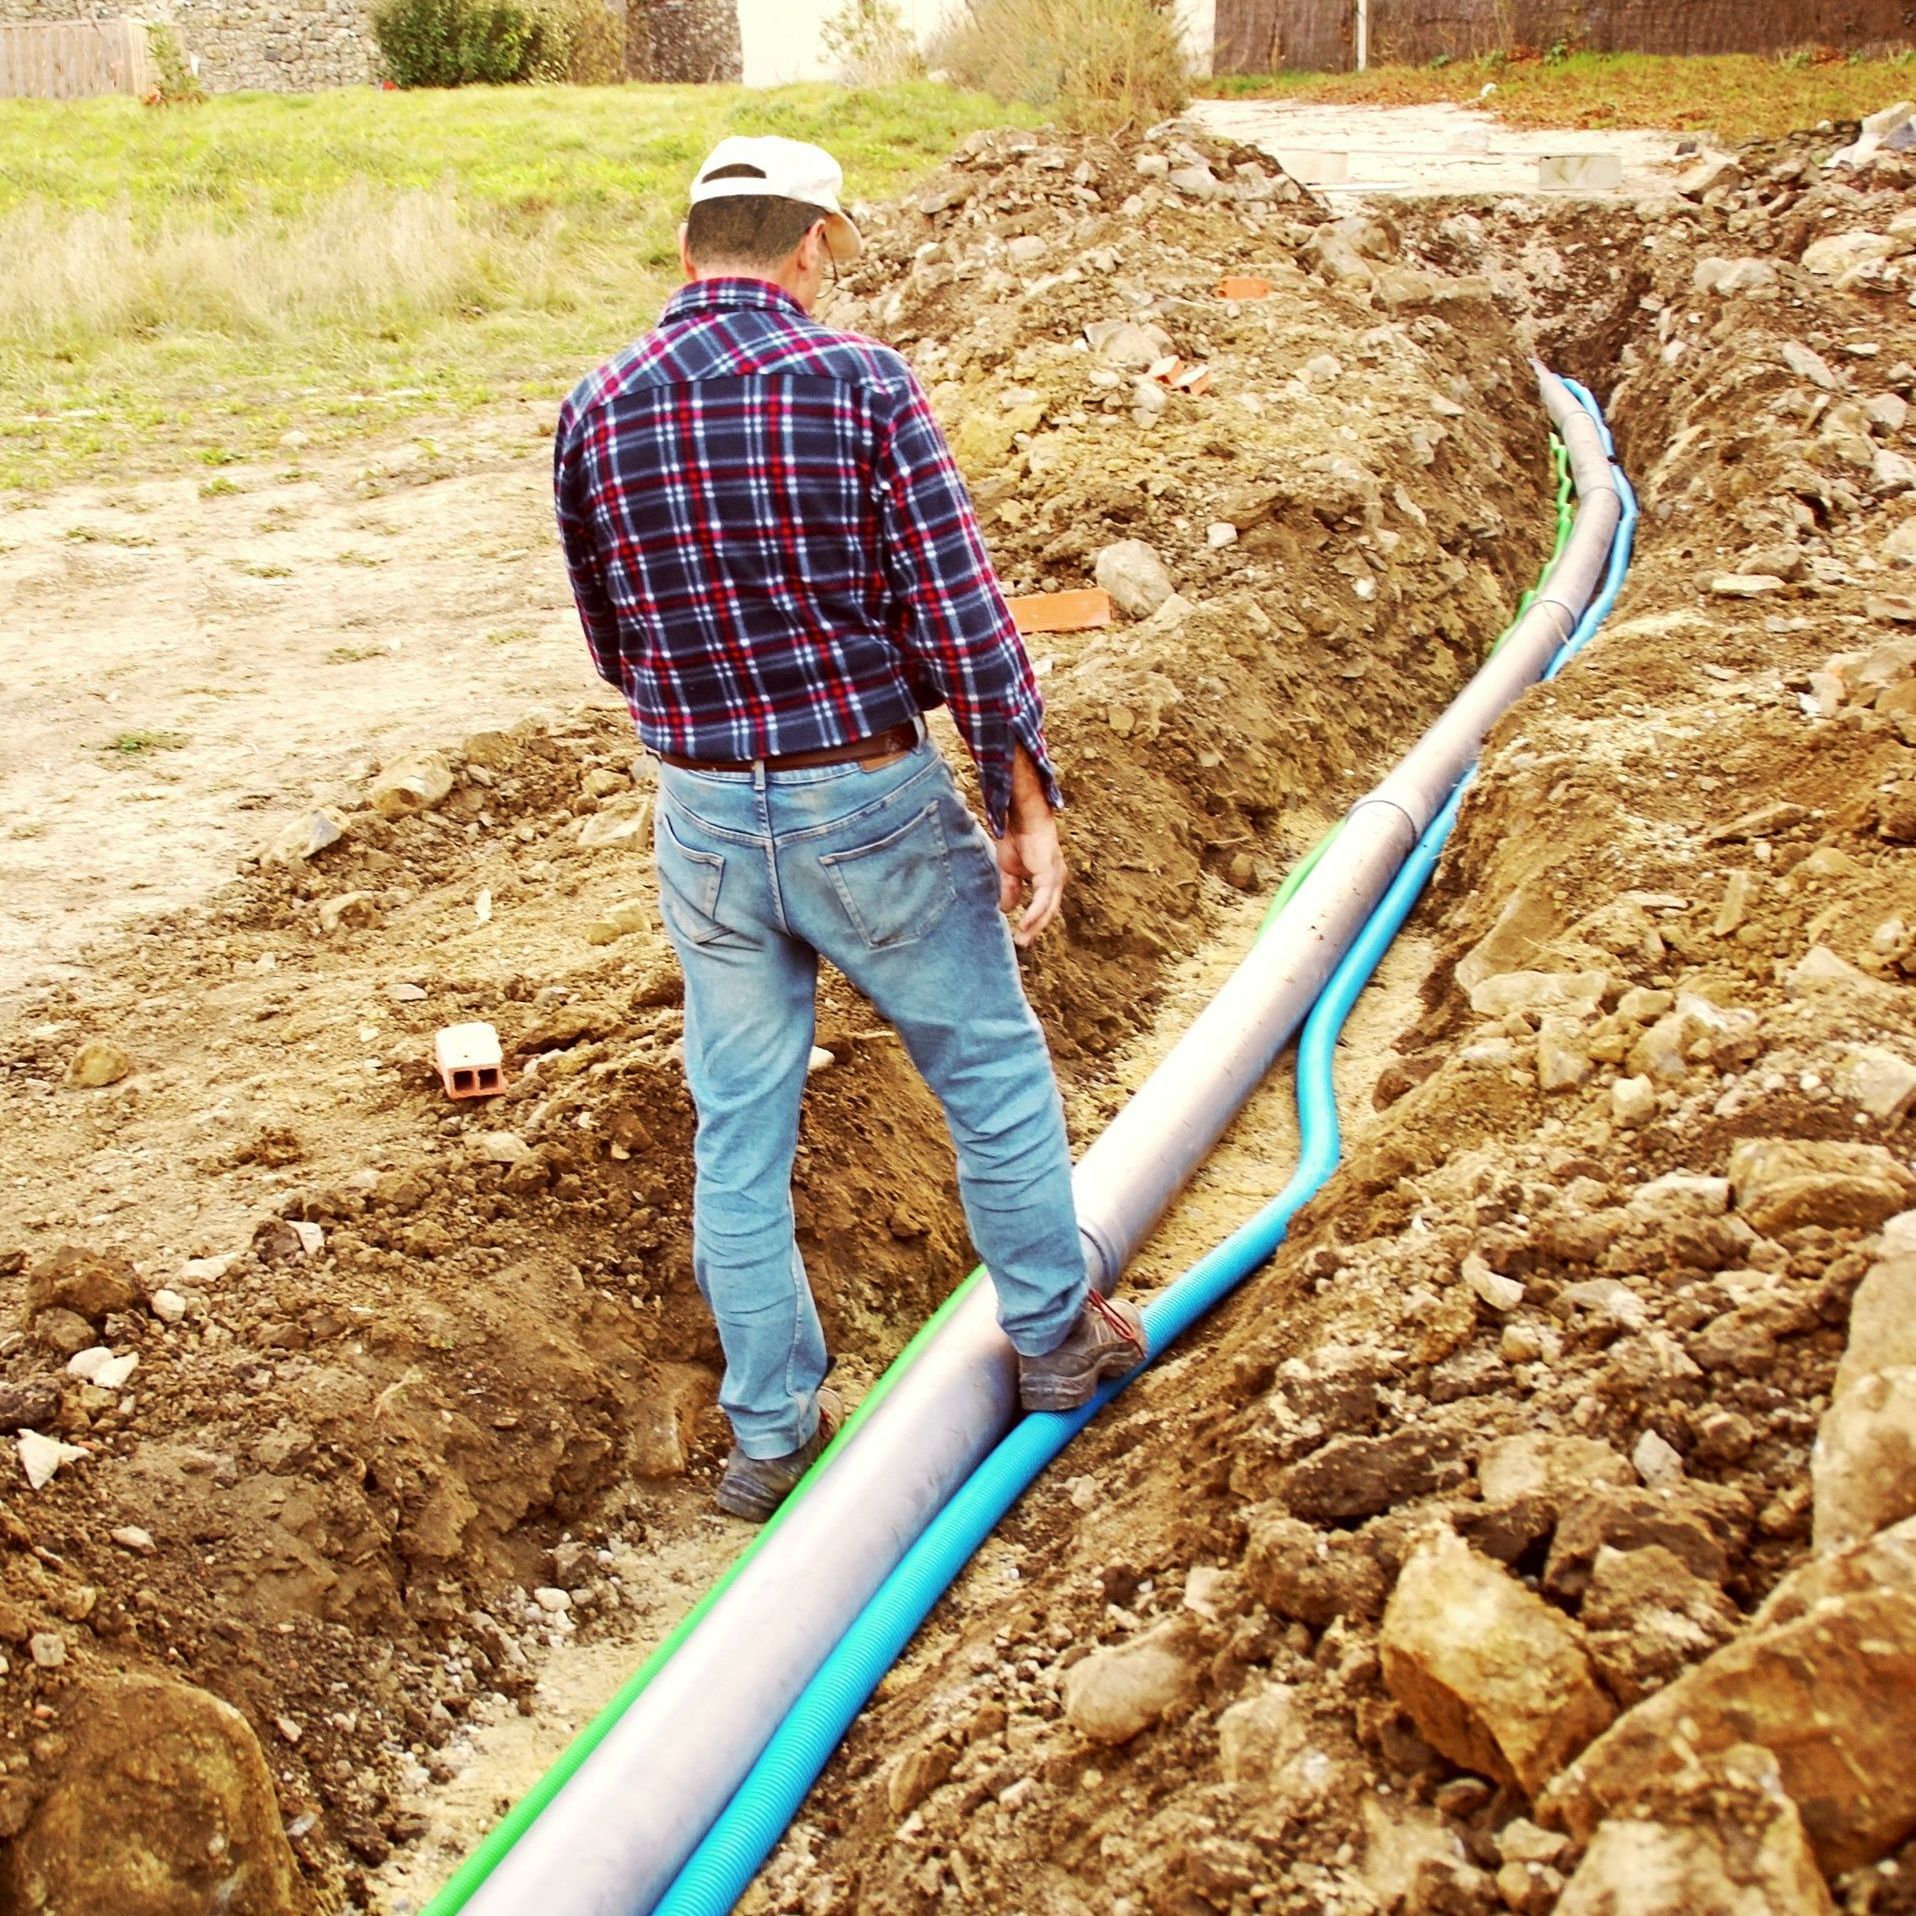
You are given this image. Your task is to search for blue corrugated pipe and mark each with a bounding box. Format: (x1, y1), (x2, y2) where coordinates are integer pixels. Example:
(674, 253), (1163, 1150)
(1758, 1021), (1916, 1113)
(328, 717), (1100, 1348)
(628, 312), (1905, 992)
(653, 386), (1636, 1916)
(1547, 380), (1638, 681)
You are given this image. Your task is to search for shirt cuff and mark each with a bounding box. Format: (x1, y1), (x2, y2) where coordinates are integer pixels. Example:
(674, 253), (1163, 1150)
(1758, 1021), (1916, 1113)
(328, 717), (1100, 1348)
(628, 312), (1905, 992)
(979, 709), (1064, 838)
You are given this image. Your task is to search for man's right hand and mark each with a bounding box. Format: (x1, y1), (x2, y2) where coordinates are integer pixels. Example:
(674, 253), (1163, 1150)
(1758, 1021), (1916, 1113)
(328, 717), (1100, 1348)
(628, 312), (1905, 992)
(997, 810), (1066, 948)
(998, 744), (1066, 947)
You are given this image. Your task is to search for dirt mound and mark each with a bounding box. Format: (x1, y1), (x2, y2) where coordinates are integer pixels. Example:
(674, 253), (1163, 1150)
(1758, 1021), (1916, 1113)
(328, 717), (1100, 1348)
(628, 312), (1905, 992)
(0, 124), (1557, 1907)
(743, 123), (1916, 1916)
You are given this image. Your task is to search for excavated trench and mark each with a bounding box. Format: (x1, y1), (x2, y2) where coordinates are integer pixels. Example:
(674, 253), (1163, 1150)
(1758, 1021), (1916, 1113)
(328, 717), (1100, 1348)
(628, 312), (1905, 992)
(4, 115), (1916, 1916)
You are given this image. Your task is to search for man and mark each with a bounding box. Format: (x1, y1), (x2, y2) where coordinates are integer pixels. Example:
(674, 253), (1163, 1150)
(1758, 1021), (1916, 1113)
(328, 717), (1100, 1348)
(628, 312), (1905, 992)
(554, 135), (1145, 1522)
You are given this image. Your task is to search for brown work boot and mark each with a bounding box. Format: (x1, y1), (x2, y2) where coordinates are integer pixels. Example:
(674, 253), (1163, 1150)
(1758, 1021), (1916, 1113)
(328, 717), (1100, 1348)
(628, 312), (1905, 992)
(1018, 1292), (1147, 1413)
(715, 1388), (842, 1523)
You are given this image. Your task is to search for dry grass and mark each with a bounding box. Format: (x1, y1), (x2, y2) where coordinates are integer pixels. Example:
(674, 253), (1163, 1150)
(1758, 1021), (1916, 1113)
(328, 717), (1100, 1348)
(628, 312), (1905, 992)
(0, 82), (1033, 488)
(0, 184), (565, 349)
(1204, 50), (1916, 145)
(932, 0), (1187, 131)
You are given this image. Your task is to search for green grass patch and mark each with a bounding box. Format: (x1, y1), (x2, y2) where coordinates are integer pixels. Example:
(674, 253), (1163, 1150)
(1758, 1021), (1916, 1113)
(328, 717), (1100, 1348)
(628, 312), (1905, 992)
(1203, 50), (1916, 144)
(0, 81), (1031, 492)
(102, 729), (189, 755)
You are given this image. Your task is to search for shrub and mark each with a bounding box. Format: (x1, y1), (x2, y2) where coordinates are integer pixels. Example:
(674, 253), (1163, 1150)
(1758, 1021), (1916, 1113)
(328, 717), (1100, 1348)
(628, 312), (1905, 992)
(144, 26), (206, 104)
(929, 0), (1186, 131)
(370, 0), (548, 87)
(821, 0), (924, 86)
(526, 0), (625, 84)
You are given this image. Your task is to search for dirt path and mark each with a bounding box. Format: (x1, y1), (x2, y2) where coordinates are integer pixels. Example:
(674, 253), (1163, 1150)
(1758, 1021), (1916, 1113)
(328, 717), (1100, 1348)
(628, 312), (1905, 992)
(0, 402), (614, 1008)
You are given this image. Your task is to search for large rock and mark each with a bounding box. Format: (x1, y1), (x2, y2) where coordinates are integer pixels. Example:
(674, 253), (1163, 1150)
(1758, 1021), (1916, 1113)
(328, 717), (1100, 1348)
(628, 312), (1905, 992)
(1245, 1510), (1388, 1625)
(1812, 1366), (1916, 1552)
(1214, 1679), (1344, 1818)
(1379, 1530), (1614, 1796)
(1554, 1747), (1835, 1915)
(1542, 1515), (1916, 1873)
(1541, 1484), (1742, 1601)
(0, 1672), (308, 1915)
(1093, 540), (1176, 620)
(26, 1245), (142, 1326)
(1837, 1253), (1916, 1392)
(369, 748), (455, 821)
(1579, 1544), (1740, 1706)
(1062, 1618), (1200, 1746)
(1728, 1138), (1916, 1235)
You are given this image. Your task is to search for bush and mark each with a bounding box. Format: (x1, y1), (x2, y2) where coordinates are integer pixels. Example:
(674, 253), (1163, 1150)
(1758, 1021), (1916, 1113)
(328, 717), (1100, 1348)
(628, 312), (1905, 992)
(144, 25), (206, 104)
(526, 0), (625, 84)
(821, 0), (924, 86)
(371, 0), (548, 87)
(929, 0), (1186, 131)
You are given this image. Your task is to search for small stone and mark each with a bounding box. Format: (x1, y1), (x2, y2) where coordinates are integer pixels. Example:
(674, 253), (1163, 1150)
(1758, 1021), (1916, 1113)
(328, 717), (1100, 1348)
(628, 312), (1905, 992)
(316, 891), (378, 935)
(1206, 522), (1238, 549)
(1167, 164), (1221, 200)
(65, 1347), (113, 1383)
(0, 1381), (60, 1433)
(267, 807), (349, 864)
(806, 1045), (835, 1074)
(287, 1220), (323, 1259)
(533, 1587), (572, 1614)
(1782, 340), (1839, 389)
(1709, 573), (1787, 598)
(64, 1042), (131, 1089)
(1094, 539), (1176, 620)
(1813, 1367), (1916, 1551)
(1835, 1045), (1916, 1122)
(476, 1131), (531, 1166)
(389, 981), (429, 1003)
(1463, 1253), (1525, 1312)
(1536, 1017), (1593, 1092)
(1677, 150), (1742, 197)
(1633, 1430), (1684, 1487)
(1611, 1075), (1657, 1127)
(28, 1633), (65, 1670)
(1063, 1619), (1199, 1745)
(148, 1290), (187, 1325)
(275, 1715), (302, 1745)
(110, 1526), (155, 1553)
(17, 1431), (86, 1490)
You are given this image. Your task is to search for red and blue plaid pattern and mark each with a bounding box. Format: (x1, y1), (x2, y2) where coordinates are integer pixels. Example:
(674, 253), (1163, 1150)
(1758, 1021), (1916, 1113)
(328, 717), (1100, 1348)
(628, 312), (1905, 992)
(555, 278), (1059, 834)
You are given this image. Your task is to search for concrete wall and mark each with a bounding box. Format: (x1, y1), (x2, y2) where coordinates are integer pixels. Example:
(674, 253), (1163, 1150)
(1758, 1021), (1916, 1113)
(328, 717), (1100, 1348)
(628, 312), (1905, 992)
(1217, 0), (1914, 71)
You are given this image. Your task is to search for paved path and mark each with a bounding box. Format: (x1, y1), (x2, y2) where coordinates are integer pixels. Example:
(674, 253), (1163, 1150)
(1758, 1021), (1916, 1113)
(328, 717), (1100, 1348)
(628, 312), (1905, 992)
(1188, 98), (1687, 200)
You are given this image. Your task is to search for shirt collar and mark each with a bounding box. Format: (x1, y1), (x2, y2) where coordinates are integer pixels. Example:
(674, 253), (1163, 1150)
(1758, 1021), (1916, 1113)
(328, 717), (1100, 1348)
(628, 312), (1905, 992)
(663, 277), (807, 324)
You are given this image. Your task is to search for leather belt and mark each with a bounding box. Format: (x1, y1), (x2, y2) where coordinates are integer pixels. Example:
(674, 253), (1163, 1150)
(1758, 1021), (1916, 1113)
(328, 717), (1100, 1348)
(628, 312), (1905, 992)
(657, 720), (920, 776)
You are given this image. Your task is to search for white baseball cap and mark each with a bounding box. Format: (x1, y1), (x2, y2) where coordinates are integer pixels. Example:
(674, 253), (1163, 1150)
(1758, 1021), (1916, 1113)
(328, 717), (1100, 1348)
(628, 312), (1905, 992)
(688, 135), (865, 264)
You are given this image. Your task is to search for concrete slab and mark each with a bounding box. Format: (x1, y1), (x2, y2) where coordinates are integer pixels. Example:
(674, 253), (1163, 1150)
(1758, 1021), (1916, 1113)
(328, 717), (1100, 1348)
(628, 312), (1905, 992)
(1187, 98), (1685, 202)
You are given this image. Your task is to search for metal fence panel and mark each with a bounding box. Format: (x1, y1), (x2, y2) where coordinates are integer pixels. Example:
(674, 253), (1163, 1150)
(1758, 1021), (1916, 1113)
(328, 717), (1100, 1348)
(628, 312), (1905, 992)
(1216, 0), (1914, 71)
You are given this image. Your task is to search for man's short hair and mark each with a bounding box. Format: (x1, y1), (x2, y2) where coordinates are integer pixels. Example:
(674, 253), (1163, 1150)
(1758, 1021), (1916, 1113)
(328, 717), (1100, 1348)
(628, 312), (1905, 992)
(685, 163), (828, 271)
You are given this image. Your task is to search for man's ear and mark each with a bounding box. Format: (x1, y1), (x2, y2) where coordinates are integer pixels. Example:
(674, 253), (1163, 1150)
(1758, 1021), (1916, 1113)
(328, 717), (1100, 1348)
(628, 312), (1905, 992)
(678, 221), (697, 282)
(800, 220), (828, 275)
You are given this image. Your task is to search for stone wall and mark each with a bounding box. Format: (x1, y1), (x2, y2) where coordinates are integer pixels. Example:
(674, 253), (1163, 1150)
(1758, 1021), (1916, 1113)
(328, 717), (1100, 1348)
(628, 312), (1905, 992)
(627, 0), (739, 79)
(0, 0), (376, 88)
(3, 0), (752, 88)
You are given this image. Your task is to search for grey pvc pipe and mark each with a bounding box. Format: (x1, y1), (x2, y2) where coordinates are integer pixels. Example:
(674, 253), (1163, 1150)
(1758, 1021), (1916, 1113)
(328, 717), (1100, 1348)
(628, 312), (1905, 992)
(461, 367), (1618, 1916)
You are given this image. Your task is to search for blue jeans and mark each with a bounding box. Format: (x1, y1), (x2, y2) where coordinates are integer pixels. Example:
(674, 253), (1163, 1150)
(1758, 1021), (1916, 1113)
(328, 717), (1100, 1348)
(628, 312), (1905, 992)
(652, 734), (1087, 1459)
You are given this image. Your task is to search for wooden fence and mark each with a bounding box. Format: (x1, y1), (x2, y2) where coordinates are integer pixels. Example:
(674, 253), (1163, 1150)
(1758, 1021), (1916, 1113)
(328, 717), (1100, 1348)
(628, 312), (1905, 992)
(0, 17), (154, 98)
(1215, 0), (1916, 71)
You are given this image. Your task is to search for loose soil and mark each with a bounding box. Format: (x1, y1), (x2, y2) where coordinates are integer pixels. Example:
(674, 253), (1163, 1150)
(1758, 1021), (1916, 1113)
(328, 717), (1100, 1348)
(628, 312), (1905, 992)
(4, 104), (1916, 1916)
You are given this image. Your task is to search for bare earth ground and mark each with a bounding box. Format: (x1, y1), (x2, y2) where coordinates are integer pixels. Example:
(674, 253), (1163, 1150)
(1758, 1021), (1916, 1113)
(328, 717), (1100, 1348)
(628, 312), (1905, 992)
(0, 402), (608, 1006)
(8, 98), (1916, 1916)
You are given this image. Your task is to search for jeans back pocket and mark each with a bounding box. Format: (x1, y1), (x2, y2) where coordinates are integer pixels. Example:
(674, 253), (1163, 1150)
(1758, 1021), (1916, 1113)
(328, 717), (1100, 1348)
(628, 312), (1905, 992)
(819, 800), (958, 950)
(656, 807), (730, 946)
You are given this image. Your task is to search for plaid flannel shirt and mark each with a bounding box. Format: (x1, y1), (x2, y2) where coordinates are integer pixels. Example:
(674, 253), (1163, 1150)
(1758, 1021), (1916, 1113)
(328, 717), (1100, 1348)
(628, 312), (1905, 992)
(554, 277), (1060, 835)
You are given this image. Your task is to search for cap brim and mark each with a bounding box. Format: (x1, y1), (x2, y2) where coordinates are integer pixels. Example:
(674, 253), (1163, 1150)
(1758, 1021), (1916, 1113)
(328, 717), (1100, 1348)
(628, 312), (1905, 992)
(824, 210), (864, 265)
